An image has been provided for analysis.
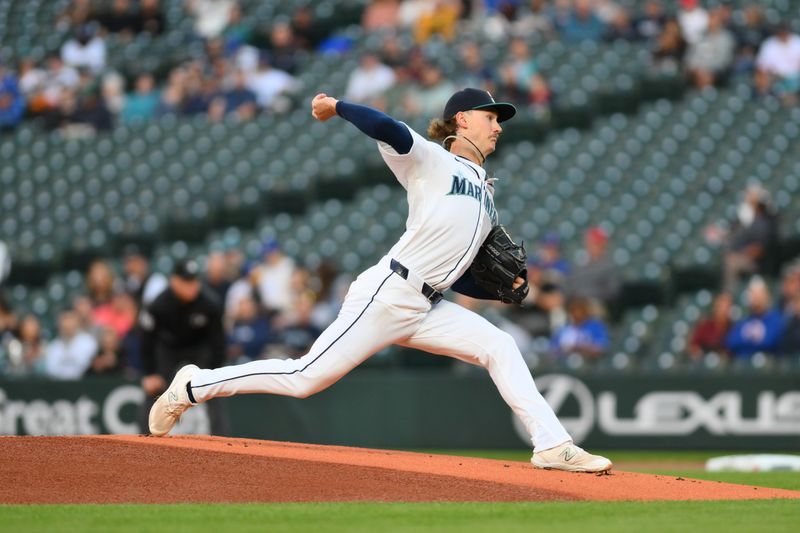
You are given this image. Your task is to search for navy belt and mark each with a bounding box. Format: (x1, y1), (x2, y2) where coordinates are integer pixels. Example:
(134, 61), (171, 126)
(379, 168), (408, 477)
(390, 259), (444, 304)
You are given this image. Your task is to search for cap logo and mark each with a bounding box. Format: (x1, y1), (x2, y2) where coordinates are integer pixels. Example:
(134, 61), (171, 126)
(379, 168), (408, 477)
(486, 91), (495, 103)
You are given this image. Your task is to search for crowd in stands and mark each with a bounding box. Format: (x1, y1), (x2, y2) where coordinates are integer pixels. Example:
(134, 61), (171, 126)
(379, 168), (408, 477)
(2, 1), (800, 134)
(0, 218), (625, 378)
(690, 181), (794, 361)
(0, 239), (352, 379)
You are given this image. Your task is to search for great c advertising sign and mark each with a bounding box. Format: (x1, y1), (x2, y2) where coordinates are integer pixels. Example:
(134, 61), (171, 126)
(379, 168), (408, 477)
(0, 380), (209, 436)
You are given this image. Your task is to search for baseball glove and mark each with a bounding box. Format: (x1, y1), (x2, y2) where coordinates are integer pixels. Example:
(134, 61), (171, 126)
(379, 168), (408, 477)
(470, 225), (529, 305)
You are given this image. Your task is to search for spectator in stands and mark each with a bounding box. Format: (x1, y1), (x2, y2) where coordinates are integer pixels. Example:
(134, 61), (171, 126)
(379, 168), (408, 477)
(204, 252), (232, 306)
(566, 226), (621, 313)
(530, 232), (570, 281)
(224, 247), (246, 282)
(725, 277), (783, 359)
(122, 73), (160, 124)
(61, 24), (107, 74)
(156, 77), (185, 117)
(634, 0), (667, 42)
(308, 259), (351, 329)
(362, 0), (401, 32)
(526, 73), (552, 116)
(651, 17), (687, 74)
(140, 0), (166, 36)
(220, 2), (251, 53)
(183, 75), (221, 117)
(1, 314), (46, 377)
(509, 278), (567, 339)
(92, 291), (137, 340)
(413, 0), (462, 44)
(56, 0), (93, 32)
(44, 310), (98, 379)
(731, 5), (769, 77)
(222, 69), (257, 120)
(39, 56), (80, 113)
(246, 55), (296, 112)
(86, 260), (117, 308)
(398, 0), (431, 30)
(17, 58), (47, 104)
(722, 183), (777, 293)
(685, 8), (736, 89)
(512, 0), (555, 40)
(72, 295), (98, 335)
(276, 290), (322, 359)
(101, 71), (126, 117)
(0, 62), (25, 133)
(779, 293), (800, 356)
(291, 6), (326, 51)
(594, 0), (623, 26)
(687, 292), (732, 360)
(227, 295), (272, 363)
(186, 0), (236, 40)
(403, 62), (456, 117)
(458, 41), (497, 94)
(560, 0), (606, 44)
(754, 24), (800, 105)
(480, 0), (522, 42)
(378, 35), (409, 70)
(264, 22), (300, 75)
(344, 52), (397, 106)
(95, 0), (141, 38)
(550, 296), (609, 359)
(677, 0), (708, 45)
(499, 37), (540, 103)
(255, 239), (295, 317)
(85, 327), (127, 376)
(778, 262), (800, 313)
(225, 260), (260, 324)
(121, 245), (166, 306)
(603, 8), (639, 42)
(44, 84), (113, 133)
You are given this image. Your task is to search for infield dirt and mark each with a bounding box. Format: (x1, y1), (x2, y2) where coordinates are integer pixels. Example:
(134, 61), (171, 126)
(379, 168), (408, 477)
(2, 435), (799, 504)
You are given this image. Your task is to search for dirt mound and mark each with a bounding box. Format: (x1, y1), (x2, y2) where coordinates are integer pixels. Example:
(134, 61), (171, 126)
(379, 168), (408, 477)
(1, 435), (798, 504)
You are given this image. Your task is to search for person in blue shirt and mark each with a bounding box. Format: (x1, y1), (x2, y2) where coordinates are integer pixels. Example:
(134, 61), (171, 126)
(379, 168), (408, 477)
(0, 63), (25, 132)
(121, 73), (160, 124)
(227, 295), (272, 363)
(725, 277), (784, 359)
(530, 231), (570, 280)
(551, 296), (609, 359)
(560, 0), (607, 43)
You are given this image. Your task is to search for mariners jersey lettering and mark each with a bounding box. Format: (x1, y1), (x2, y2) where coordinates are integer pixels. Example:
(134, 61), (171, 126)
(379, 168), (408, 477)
(377, 126), (495, 291)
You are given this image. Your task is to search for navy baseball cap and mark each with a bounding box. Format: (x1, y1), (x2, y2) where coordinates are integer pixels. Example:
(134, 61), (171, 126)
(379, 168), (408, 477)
(443, 88), (516, 123)
(173, 259), (200, 280)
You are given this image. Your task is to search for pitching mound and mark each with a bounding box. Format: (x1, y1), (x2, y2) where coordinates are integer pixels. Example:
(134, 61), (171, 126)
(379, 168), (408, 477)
(2, 435), (798, 504)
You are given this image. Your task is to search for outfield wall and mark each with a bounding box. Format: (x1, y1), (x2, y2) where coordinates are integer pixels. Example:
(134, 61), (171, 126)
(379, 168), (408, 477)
(1, 372), (798, 449)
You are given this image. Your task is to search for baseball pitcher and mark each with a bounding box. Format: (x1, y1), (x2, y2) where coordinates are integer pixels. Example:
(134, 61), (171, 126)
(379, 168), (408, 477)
(149, 88), (612, 472)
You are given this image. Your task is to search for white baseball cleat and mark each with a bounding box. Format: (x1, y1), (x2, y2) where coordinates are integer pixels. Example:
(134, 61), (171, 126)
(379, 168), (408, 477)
(148, 364), (199, 437)
(531, 441), (613, 473)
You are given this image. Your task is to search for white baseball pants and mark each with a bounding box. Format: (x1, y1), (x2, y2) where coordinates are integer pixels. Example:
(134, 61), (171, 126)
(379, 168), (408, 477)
(190, 258), (572, 451)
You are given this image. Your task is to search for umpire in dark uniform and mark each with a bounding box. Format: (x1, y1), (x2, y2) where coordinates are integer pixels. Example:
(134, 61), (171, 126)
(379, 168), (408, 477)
(138, 259), (229, 434)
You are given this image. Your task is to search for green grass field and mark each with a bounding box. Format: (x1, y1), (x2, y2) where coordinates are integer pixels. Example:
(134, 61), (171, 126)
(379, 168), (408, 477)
(3, 450), (799, 533)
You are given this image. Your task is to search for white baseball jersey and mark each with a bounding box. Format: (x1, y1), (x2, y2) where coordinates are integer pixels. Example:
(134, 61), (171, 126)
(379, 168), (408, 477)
(188, 121), (572, 453)
(381, 127), (498, 291)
